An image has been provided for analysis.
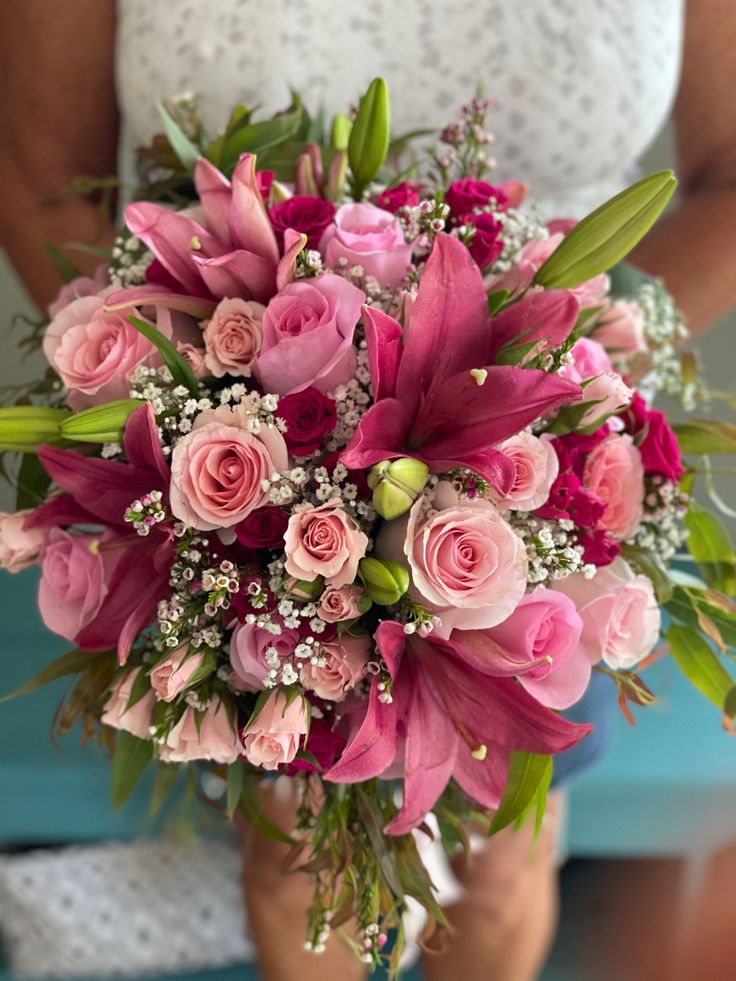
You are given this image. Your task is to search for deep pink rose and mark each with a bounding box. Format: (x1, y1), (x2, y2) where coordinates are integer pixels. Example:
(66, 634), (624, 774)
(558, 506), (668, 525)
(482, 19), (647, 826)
(269, 195), (336, 250)
(284, 499), (369, 587)
(38, 529), (107, 642)
(319, 203), (413, 287)
(371, 182), (421, 213)
(466, 212), (504, 270)
(576, 528), (621, 567)
(553, 557), (660, 669)
(484, 588), (590, 709)
(0, 510), (46, 573)
(286, 716), (346, 774)
(276, 387), (337, 456)
(159, 698), (239, 763)
(240, 690), (308, 770)
(150, 644), (206, 702)
(256, 169), (275, 202)
(47, 265), (109, 319)
(202, 297), (264, 378)
(235, 505), (289, 549)
(318, 584), (364, 622)
(101, 667), (156, 740)
(583, 434), (644, 539)
(43, 294), (156, 408)
(624, 394), (684, 482)
(489, 433), (559, 512)
(169, 406), (289, 530)
(445, 178), (509, 218)
(230, 620), (300, 690)
(299, 633), (370, 701)
(254, 274), (364, 396)
(595, 300), (648, 361)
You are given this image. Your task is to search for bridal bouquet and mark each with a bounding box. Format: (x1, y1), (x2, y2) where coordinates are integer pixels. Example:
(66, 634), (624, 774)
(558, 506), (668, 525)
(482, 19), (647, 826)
(2, 80), (735, 972)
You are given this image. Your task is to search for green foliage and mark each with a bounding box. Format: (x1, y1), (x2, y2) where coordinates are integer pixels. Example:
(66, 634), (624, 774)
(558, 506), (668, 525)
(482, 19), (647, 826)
(674, 419), (736, 456)
(489, 751), (553, 836)
(237, 773), (294, 844)
(348, 77), (391, 198)
(128, 316), (199, 396)
(157, 100), (201, 171)
(111, 731), (154, 809)
(1, 648), (111, 702)
(216, 96), (307, 174)
(622, 544), (674, 603)
(607, 260), (654, 298)
(667, 623), (735, 714)
(15, 452), (52, 510)
(683, 500), (736, 595)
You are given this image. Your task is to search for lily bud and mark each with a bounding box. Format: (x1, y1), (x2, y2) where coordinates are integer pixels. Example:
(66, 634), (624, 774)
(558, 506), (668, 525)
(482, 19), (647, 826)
(368, 457), (429, 521)
(283, 576), (325, 602)
(295, 149), (320, 198)
(360, 557), (410, 607)
(326, 149), (349, 203)
(59, 399), (143, 444)
(0, 406), (70, 452)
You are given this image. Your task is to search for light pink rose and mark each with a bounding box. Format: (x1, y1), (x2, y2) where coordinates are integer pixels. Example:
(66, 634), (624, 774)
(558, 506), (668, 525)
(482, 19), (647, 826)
(552, 557), (661, 669)
(230, 621), (300, 691)
(284, 499), (369, 587)
(169, 406), (289, 530)
(595, 300), (648, 362)
(149, 644), (206, 702)
(254, 274), (364, 396)
(565, 338), (633, 427)
(0, 510), (46, 573)
(583, 434), (644, 539)
(484, 588), (590, 709)
(318, 584), (364, 623)
(565, 337), (613, 382)
(159, 698), (239, 763)
(101, 667), (156, 740)
(240, 690), (308, 770)
(202, 297), (264, 378)
(177, 342), (208, 378)
(390, 482), (528, 632)
(319, 202), (413, 288)
(489, 433), (559, 512)
(38, 529), (107, 642)
(43, 293), (156, 409)
(299, 633), (370, 701)
(47, 265), (109, 319)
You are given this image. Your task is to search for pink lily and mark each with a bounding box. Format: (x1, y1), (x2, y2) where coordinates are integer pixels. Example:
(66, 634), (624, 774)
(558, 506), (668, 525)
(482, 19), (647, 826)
(340, 234), (581, 491)
(326, 620), (591, 835)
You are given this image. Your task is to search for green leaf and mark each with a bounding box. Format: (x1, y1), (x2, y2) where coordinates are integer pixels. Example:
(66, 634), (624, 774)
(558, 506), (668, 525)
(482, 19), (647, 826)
(218, 98), (306, 174)
(226, 760), (245, 819)
(149, 762), (181, 817)
(237, 775), (294, 844)
(674, 419), (736, 456)
(157, 101), (201, 171)
(621, 544), (674, 603)
(725, 687), (736, 720)
(534, 171), (676, 289)
(111, 731), (153, 809)
(348, 77), (391, 197)
(15, 452), (52, 510)
(487, 289), (509, 316)
(128, 316), (199, 395)
(684, 501), (736, 595)
(45, 243), (83, 283)
(489, 751), (553, 836)
(667, 623), (734, 711)
(1, 648), (109, 702)
(607, 261), (655, 299)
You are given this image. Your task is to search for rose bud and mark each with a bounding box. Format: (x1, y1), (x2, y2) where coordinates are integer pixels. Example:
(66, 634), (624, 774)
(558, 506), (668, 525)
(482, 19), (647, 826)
(359, 557), (410, 607)
(368, 457), (430, 521)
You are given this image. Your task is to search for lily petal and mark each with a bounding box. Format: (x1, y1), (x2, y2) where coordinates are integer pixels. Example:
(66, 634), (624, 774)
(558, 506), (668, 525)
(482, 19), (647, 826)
(276, 230), (308, 292)
(325, 680), (399, 783)
(339, 399), (413, 471)
(122, 403), (170, 486)
(363, 306), (403, 401)
(104, 285), (216, 319)
(453, 741), (510, 810)
(192, 249), (276, 302)
(229, 153), (280, 264)
(194, 158), (233, 244)
(489, 290), (580, 362)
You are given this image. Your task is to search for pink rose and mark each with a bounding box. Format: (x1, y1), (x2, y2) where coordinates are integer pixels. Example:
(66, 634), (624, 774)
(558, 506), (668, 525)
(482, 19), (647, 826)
(565, 337), (613, 382)
(176, 342), (208, 378)
(319, 203), (413, 288)
(392, 482), (527, 632)
(254, 274), (364, 396)
(159, 698), (239, 763)
(553, 557), (660, 669)
(169, 406), (289, 530)
(202, 297), (264, 378)
(299, 633), (370, 701)
(47, 265), (109, 319)
(583, 434), (644, 539)
(0, 510), (46, 573)
(230, 620), (300, 690)
(484, 588), (590, 709)
(318, 584), (364, 622)
(150, 644), (207, 702)
(565, 339), (633, 427)
(38, 529), (107, 642)
(284, 500), (369, 587)
(595, 300), (648, 361)
(43, 294), (156, 409)
(268, 195), (336, 250)
(240, 690), (308, 770)
(489, 433), (559, 512)
(101, 667), (156, 740)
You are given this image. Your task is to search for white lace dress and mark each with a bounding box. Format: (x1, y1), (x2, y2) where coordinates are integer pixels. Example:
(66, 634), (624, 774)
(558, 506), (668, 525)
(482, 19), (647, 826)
(0, 3), (686, 978)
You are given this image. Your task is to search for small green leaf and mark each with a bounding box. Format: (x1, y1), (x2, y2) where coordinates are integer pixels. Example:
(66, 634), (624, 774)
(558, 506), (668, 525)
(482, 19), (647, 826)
(489, 751), (553, 836)
(16, 452), (52, 510)
(157, 101), (201, 171)
(237, 775), (294, 844)
(1, 648), (109, 702)
(110, 731), (154, 809)
(667, 623), (735, 711)
(348, 77), (391, 197)
(487, 289), (509, 316)
(218, 98), (306, 174)
(128, 316), (199, 395)
(534, 171), (676, 289)
(684, 501), (736, 595)
(674, 419), (736, 456)
(45, 243), (83, 283)
(226, 760), (245, 819)
(149, 762), (181, 817)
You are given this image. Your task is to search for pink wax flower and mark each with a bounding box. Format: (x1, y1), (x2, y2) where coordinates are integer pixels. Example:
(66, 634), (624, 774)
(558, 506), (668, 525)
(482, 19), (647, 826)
(371, 182), (421, 214)
(254, 274), (364, 396)
(489, 432), (559, 512)
(319, 202), (413, 288)
(101, 667), (156, 741)
(269, 195), (336, 250)
(318, 584), (364, 623)
(230, 620), (300, 690)
(583, 433), (644, 539)
(159, 698), (239, 763)
(38, 529), (107, 643)
(275, 387), (337, 457)
(149, 644), (206, 702)
(284, 499), (369, 588)
(553, 557), (661, 669)
(595, 299), (648, 361)
(445, 178), (509, 217)
(202, 297), (264, 377)
(47, 265), (109, 319)
(300, 633), (371, 701)
(0, 510), (46, 573)
(240, 690), (308, 770)
(169, 405), (289, 530)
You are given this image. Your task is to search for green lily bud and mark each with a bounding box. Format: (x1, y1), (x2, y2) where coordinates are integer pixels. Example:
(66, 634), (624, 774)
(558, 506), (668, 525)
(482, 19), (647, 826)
(360, 557), (410, 607)
(0, 406), (70, 453)
(283, 576), (325, 602)
(59, 399), (143, 444)
(331, 112), (352, 150)
(348, 76), (390, 198)
(368, 457), (429, 521)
